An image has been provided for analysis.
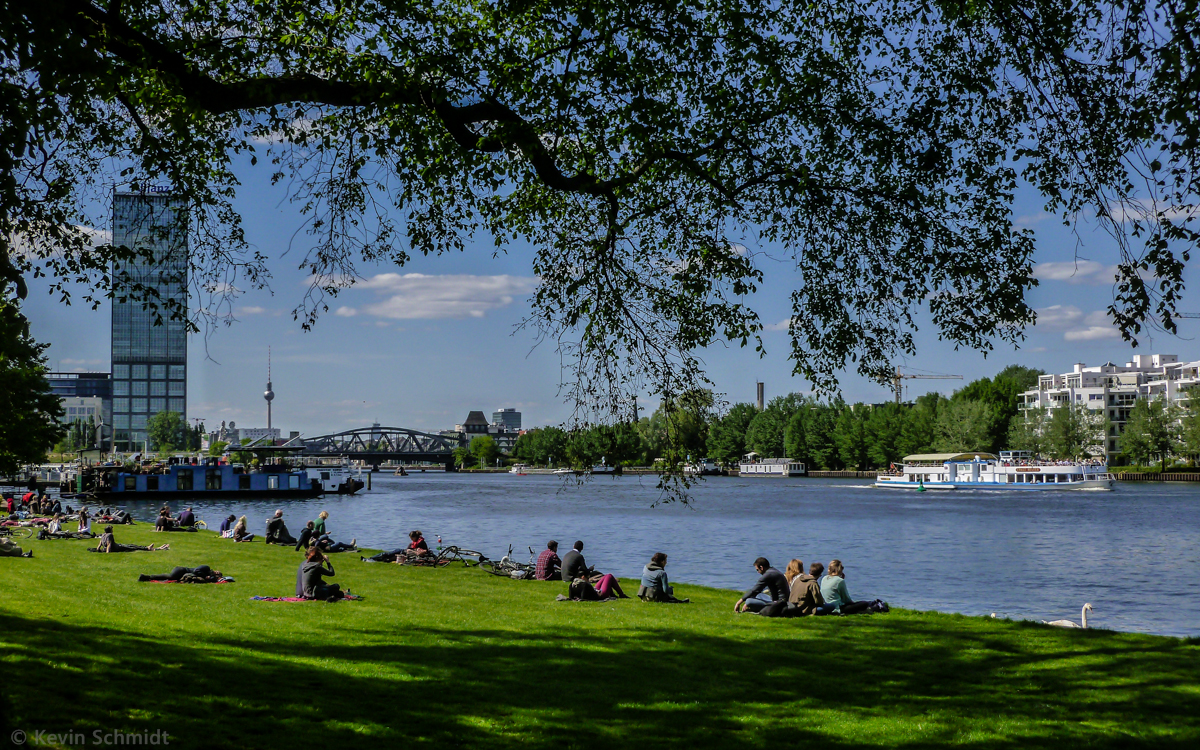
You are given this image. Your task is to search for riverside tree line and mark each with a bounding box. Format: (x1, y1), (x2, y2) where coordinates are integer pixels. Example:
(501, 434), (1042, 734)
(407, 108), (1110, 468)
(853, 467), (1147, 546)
(499, 366), (1200, 472)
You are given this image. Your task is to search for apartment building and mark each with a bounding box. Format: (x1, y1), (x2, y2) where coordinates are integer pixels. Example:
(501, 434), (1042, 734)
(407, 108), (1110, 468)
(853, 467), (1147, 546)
(1021, 354), (1198, 458)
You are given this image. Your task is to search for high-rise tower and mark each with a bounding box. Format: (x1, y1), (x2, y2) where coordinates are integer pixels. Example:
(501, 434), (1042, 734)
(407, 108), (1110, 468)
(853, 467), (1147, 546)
(110, 188), (188, 451)
(264, 347), (274, 430)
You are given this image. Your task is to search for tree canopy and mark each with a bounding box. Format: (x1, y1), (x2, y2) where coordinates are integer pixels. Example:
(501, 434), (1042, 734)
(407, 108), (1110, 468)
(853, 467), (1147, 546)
(6, 0), (1200, 429)
(0, 299), (62, 473)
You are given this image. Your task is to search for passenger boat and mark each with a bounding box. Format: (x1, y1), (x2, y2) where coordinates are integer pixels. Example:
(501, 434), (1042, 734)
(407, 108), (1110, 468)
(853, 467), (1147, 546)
(874, 451), (1115, 491)
(683, 457), (722, 476)
(510, 464), (530, 475)
(737, 453), (806, 477)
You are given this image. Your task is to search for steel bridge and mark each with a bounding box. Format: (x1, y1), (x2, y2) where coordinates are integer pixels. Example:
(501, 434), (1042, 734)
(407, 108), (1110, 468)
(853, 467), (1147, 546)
(299, 427), (464, 468)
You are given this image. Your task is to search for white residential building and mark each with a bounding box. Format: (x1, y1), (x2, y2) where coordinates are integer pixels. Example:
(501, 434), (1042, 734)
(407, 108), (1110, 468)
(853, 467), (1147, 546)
(58, 396), (105, 426)
(1021, 354), (1199, 458)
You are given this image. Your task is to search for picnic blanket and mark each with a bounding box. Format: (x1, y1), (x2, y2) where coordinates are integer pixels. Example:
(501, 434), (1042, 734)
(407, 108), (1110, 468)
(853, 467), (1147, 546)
(250, 594), (363, 602)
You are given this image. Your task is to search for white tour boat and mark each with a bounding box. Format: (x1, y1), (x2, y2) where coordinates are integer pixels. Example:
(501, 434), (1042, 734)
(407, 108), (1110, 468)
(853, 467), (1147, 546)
(875, 451), (1114, 491)
(738, 453), (806, 477)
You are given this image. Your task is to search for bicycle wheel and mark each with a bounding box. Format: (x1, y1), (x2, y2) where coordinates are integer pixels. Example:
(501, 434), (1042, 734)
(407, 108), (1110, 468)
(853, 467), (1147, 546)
(9, 527), (34, 539)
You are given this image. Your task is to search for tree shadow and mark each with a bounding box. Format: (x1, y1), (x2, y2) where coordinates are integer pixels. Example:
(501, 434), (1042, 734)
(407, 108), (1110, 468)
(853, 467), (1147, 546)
(2, 611), (1198, 749)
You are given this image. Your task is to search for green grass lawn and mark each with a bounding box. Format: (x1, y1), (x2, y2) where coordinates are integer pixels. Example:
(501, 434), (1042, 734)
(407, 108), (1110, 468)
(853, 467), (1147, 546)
(2, 525), (1198, 749)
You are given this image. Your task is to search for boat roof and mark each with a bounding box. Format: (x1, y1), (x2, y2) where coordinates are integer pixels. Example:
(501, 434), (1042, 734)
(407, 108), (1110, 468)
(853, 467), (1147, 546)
(903, 452), (998, 462)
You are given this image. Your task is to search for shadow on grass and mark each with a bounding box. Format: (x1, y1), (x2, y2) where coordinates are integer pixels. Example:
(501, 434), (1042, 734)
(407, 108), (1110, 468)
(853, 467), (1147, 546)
(2, 611), (1198, 750)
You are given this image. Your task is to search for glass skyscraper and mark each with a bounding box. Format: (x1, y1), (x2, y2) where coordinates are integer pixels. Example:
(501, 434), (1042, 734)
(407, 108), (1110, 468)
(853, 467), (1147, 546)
(111, 190), (188, 451)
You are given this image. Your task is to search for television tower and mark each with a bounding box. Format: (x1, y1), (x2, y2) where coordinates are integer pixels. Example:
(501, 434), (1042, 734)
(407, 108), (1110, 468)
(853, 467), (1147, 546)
(264, 347), (274, 430)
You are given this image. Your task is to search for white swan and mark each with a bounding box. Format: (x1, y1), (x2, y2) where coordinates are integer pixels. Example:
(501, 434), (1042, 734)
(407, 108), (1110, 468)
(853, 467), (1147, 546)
(1046, 603), (1093, 629)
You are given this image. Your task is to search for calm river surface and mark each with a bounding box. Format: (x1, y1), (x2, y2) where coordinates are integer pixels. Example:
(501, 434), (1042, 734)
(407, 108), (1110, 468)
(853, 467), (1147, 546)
(117, 474), (1200, 637)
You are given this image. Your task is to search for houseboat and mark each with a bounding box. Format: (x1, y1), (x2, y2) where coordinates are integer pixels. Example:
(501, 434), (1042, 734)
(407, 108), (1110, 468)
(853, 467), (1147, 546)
(874, 451), (1115, 490)
(738, 454), (806, 477)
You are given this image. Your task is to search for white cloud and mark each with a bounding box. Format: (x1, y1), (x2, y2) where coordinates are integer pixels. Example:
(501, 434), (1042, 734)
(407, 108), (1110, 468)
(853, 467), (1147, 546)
(1035, 305), (1120, 341)
(764, 318), (793, 332)
(237, 306), (266, 315)
(335, 306), (358, 317)
(1033, 305), (1082, 328)
(353, 273), (538, 320)
(1033, 261), (1117, 285)
(1014, 211), (1052, 228)
(1108, 199), (1195, 224)
(1064, 326), (1121, 341)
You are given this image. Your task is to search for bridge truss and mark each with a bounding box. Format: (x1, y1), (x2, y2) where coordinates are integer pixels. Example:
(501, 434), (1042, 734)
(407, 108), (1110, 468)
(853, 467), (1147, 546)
(299, 427), (463, 465)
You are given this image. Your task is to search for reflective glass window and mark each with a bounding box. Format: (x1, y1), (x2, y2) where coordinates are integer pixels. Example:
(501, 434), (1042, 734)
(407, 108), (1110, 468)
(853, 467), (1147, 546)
(113, 381), (130, 396)
(168, 381), (185, 396)
(132, 381), (148, 396)
(169, 365), (186, 379)
(169, 398), (185, 412)
(150, 381), (166, 396)
(132, 398), (148, 412)
(113, 398), (129, 413)
(113, 415), (130, 429)
(132, 364), (148, 379)
(150, 398), (166, 412)
(131, 415), (147, 429)
(151, 364), (166, 379)
(113, 364), (129, 379)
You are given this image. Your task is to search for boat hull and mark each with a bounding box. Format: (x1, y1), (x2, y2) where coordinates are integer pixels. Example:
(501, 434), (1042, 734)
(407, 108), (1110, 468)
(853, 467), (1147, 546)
(92, 487), (324, 499)
(874, 478), (1114, 491)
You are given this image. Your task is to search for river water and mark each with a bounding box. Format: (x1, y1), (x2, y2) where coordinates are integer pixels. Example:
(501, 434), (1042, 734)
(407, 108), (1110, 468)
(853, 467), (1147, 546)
(114, 473), (1200, 637)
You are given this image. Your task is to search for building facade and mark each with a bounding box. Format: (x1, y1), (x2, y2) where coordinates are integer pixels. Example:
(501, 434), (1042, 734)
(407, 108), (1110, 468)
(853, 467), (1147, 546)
(492, 408), (522, 431)
(111, 190), (189, 451)
(1020, 354), (1198, 458)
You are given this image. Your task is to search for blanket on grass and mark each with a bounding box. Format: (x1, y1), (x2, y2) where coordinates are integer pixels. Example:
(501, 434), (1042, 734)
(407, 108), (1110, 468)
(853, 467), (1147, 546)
(250, 594), (363, 602)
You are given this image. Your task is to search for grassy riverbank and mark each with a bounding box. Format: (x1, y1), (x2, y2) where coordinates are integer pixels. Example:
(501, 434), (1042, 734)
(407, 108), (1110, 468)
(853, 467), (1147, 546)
(2, 527), (1198, 749)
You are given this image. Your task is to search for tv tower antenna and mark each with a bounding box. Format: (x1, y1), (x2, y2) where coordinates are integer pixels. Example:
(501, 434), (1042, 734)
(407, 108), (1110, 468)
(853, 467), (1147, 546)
(264, 346), (275, 430)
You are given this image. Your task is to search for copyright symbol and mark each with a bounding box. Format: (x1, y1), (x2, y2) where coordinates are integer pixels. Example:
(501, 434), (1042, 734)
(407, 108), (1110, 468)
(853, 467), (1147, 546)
(11, 730), (26, 745)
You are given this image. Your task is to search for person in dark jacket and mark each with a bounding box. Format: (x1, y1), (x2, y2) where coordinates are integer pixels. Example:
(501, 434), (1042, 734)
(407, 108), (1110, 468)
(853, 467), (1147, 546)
(138, 565), (222, 582)
(734, 557), (789, 613)
(266, 510), (297, 545)
(219, 515), (236, 535)
(297, 546), (342, 600)
(295, 520), (318, 550)
(178, 507), (196, 527)
(560, 540), (597, 581)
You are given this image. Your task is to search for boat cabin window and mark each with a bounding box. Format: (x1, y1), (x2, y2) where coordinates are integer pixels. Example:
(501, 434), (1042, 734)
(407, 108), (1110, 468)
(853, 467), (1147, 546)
(289, 475), (299, 489)
(206, 469), (222, 491)
(321, 471), (331, 480)
(177, 470), (193, 491)
(268, 475), (279, 490)
(146, 475), (159, 491)
(239, 475), (251, 490)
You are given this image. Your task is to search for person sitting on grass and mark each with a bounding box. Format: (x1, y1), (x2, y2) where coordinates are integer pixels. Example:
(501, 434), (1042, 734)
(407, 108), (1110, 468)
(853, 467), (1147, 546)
(0, 535), (33, 557)
(568, 569), (629, 600)
(638, 552), (689, 603)
(139, 565), (222, 583)
(398, 529), (432, 560)
(297, 546), (343, 600)
(295, 520), (319, 551)
(91, 525), (167, 553)
(219, 514), (236, 536)
(782, 559), (825, 617)
(818, 559), (875, 615)
(734, 557), (789, 614)
(265, 510), (297, 545)
(561, 540), (598, 581)
(314, 510), (329, 536)
(77, 508), (95, 537)
(535, 540), (561, 581)
(298, 518), (357, 553)
(155, 508), (175, 532)
(232, 516), (255, 543)
(177, 507), (196, 527)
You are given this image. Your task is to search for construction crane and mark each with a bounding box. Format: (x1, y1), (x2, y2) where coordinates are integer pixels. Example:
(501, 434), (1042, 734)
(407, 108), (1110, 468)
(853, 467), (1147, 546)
(892, 367), (963, 404)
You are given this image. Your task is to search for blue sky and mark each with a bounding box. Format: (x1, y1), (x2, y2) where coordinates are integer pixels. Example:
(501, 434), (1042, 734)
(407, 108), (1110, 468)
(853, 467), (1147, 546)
(22, 163), (1200, 437)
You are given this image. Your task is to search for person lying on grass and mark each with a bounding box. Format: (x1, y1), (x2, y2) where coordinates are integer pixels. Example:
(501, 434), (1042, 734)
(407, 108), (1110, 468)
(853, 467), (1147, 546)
(139, 565), (223, 583)
(570, 569), (629, 600)
(297, 546), (343, 601)
(733, 557), (789, 614)
(90, 526), (169, 553)
(638, 552), (689, 603)
(296, 520), (357, 553)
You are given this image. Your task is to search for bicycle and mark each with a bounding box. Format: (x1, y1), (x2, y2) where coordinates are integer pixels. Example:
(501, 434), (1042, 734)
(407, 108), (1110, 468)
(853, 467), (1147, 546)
(0, 525), (34, 539)
(435, 545), (489, 567)
(481, 545), (537, 578)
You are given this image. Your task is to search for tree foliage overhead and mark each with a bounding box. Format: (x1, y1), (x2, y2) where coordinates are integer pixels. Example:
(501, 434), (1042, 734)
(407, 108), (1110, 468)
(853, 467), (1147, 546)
(6, 0), (1200, 426)
(0, 299), (62, 473)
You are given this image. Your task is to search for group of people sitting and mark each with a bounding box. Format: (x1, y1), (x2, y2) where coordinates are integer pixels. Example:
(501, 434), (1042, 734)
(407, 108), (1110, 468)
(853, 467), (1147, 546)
(217, 514), (256, 542)
(734, 557), (887, 617)
(361, 530), (434, 563)
(248, 509), (357, 553)
(155, 505), (199, 532)
(4, 492), (62, 516)
(536, 540), (647, 602)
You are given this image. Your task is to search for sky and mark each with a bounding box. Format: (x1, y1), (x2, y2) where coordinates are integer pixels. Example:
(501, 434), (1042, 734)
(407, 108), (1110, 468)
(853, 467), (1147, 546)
(21, 158), (1200, 438)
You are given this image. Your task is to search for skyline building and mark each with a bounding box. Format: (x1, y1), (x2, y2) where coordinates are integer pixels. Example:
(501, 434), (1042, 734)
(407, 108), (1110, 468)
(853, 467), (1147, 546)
(492, 408), (521, 431)
(110, 189), (189, 451)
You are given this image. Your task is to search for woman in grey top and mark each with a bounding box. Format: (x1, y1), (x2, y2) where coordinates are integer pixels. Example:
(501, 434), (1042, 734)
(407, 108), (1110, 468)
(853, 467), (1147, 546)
(638, 552), (689, 603)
